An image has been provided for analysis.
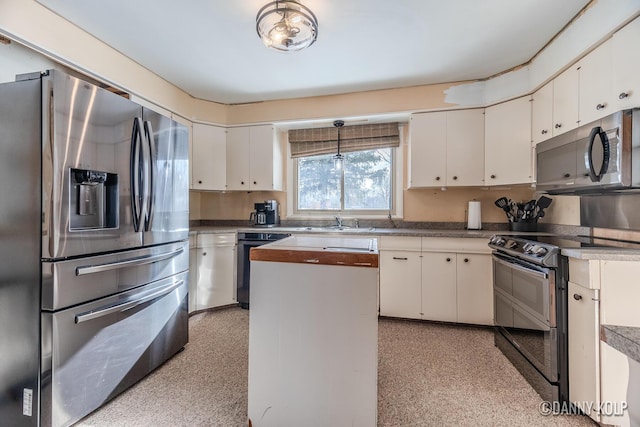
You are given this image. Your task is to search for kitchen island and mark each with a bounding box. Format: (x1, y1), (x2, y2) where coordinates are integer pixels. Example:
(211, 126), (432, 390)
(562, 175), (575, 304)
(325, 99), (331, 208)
(247, 235), (379, 427)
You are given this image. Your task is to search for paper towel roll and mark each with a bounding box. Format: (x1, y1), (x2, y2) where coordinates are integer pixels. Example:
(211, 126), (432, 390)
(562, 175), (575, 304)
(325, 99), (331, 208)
(467, 201), (482, 230)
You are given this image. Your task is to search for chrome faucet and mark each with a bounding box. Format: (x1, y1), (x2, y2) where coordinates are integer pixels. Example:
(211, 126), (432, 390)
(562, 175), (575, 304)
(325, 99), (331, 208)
(335, 216), (343, 228)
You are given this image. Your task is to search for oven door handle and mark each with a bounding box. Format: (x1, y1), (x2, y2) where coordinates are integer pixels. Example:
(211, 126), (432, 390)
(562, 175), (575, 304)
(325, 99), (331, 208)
(74, 280), (184, 324)
(492, 255), (549, 279)
(75, 247), (184, 276)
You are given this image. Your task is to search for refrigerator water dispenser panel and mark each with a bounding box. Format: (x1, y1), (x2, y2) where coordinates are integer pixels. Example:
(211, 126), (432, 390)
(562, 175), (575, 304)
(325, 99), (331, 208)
(70, 168), (119, 230)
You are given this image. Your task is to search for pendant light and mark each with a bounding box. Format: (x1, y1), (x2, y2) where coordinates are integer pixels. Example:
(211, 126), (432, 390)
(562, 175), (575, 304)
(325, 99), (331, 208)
(256, 1), (318, 52)
(333, 120), (345, 170)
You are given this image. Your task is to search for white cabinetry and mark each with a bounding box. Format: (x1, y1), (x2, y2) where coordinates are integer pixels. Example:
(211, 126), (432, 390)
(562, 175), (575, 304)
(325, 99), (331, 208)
(409, 109), (484, 188)
(613, 16), (640, 111)
(578, 39), (614, 125)
(188, 234), (197, 313)
(379, 236), (492, 325)
(194, 233), (236, 311)
(192, 123), (226, 190)
(532, 82), (554, 145)
(552, 66), (580, 136)
(567, 257), (639, 425)
(484, 96), (533, 185)
(226, 124), (283, 191)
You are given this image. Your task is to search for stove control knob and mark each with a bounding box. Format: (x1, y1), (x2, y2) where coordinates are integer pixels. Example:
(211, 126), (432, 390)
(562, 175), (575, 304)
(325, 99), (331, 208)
(490, 236), (506, 246)
(533, 246), (548, 257)
(522, 243), (533, 253)
(507, 240), (518, 249)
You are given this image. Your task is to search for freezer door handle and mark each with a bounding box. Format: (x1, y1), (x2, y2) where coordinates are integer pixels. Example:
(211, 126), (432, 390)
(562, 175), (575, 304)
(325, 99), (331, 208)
(74, 279), (184, 323)
(75, 247), (184, 276)
(143, 120), (156, 232)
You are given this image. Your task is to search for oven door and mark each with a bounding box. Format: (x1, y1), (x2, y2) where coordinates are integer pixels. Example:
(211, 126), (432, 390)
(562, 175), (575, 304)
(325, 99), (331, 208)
(493, 254), (558, 382)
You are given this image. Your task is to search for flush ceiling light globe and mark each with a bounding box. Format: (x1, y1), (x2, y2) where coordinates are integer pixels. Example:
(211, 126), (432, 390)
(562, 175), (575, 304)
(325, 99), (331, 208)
(256, 0), (318, 52)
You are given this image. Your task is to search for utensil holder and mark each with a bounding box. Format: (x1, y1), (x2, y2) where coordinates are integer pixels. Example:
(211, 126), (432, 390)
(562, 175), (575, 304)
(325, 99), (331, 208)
(509, 222), (538, 232)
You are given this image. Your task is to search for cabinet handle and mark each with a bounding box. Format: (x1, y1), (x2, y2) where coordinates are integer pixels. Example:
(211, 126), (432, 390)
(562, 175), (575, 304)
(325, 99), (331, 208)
(555, 123), (562, 129)
(619, 92), (629, 100)
(573, 293), (582, 301)
(202, 252), (207, 256)
(453, 176), (458, 180)
(563, 173), (571, 178)
(490, 174), (496, 179)
(392, 257), (408, 260)
(435, 176), (441, 181)
(463, 258), (469, 263)
(253, 181), (257, 185)
(446, 257), (451, 262)
(541, 129), (548, 135)
(596, 103), (606, 111)
(198, 180), (202, 184)
(241, 181), (245, 185)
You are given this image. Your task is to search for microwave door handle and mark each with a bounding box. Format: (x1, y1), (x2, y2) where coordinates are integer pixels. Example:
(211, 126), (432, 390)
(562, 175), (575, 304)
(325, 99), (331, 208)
(492, 255), (549, 279)
(74, 279), (184, 323)
(586, 126), (611, 182)
(130, 117), (144, 232)
(143, 120), (156, 232)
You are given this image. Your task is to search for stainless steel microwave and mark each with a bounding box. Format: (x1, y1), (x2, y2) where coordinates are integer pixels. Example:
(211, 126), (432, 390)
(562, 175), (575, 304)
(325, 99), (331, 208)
(536, 109), (640, 194)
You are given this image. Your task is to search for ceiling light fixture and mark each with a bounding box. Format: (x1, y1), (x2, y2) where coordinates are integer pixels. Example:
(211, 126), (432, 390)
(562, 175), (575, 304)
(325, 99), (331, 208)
(333, 120), (344, 170)
(256, 1), (318, 52)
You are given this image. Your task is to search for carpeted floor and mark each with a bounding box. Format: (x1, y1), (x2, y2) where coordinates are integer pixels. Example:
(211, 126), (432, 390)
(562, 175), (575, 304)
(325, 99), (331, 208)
(78, 307), (595, 427)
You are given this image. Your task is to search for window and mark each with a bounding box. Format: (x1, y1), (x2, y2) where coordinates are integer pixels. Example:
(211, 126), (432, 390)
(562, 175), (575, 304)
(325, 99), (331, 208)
(295, 147), (394, 213)
(288, 121), (402, 216)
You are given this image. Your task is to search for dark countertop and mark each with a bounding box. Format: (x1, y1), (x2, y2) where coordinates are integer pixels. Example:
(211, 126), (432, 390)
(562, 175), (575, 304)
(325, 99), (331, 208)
(601, 325), (640, 364)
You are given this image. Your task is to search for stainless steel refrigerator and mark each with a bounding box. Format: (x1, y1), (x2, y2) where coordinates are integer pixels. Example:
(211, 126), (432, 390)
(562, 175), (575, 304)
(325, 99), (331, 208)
(0, 70), (190, 427)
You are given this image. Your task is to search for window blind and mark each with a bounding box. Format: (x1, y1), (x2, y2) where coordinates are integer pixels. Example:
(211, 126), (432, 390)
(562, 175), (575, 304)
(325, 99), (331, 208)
(288, 122), (400, 158)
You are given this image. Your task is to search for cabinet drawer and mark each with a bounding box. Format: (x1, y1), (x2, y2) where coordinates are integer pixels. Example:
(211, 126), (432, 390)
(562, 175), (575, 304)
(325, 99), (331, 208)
(421, 237), (490, 253)
(379, 236), (421, 251)
(197, 232), (236, 247)
(568, 258), (600, 289)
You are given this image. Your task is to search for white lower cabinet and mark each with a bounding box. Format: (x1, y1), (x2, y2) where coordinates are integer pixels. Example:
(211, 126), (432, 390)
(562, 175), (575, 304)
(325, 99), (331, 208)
(194, 233), (237, 311)
(188, 235), (197, 314)
(379, 237), (492, 325)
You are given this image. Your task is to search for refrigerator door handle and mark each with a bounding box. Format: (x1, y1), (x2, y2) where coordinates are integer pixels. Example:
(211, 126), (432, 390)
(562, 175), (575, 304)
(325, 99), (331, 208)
(143, 120), (156, 232)
(75, 247), (184, 276)
(74, 280), (184, 323)
(130, 117), (145, 232)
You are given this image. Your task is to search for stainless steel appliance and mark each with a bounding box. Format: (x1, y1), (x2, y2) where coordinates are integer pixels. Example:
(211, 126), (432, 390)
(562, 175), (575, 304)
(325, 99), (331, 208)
(489, 235), (569, 404)
(536, 109), (640, 194)
(237, 232), (290, 309)
(249, 200), (280, 227)
(0, 69), (189, 427)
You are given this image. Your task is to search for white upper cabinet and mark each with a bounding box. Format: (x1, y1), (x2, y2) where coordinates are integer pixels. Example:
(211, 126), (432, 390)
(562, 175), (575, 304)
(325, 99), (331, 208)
(408, 112), (447, 187)
(192, 123), (226, 191)
(409, 109), (484, 188)
(531, 81), (553, 145)
(552, 66), (580, 136)
(226, 124), (283, 191)
(446, 109), (485, 186)
(578, 39), (614, 125)
(484, 96), (533, 186)
(612, 16), (640, 111)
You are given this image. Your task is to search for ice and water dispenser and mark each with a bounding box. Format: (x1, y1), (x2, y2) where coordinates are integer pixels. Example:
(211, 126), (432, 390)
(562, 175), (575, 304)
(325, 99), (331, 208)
(69, 168), (118, 230)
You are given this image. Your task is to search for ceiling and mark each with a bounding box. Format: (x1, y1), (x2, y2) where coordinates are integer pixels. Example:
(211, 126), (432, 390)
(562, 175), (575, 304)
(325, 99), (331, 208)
(37, 0), (590, 105)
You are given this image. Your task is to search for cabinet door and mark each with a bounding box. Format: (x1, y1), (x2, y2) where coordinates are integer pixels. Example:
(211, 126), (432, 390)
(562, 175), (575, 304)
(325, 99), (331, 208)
(408, 112), (447, 188)
(188, 247), (197, 313)
(579, 39), (613, 125)
(379, 251), (422, 319)
(192, 123), (226, 190)
(249, 124), (276, 190)
(456, 254), (493, 325)
(568, 281), (600, 422)
(532, 82), (553, 145)
(226, 127), (251, 190)
(196, 242), (236, 310)
(446, 109), (484, 186)
(421, 252), (457, 322)
(484, 96), (533, 186)
(613, 16), (640, 110)
(553, 66), (579, 136)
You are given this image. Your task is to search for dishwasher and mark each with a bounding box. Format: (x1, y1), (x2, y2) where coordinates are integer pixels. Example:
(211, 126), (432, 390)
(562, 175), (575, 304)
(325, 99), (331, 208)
(236, 232), (290, 309)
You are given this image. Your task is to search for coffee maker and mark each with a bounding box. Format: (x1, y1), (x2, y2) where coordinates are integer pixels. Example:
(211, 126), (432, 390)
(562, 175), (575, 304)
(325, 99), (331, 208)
(249, 200), (280, 227)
